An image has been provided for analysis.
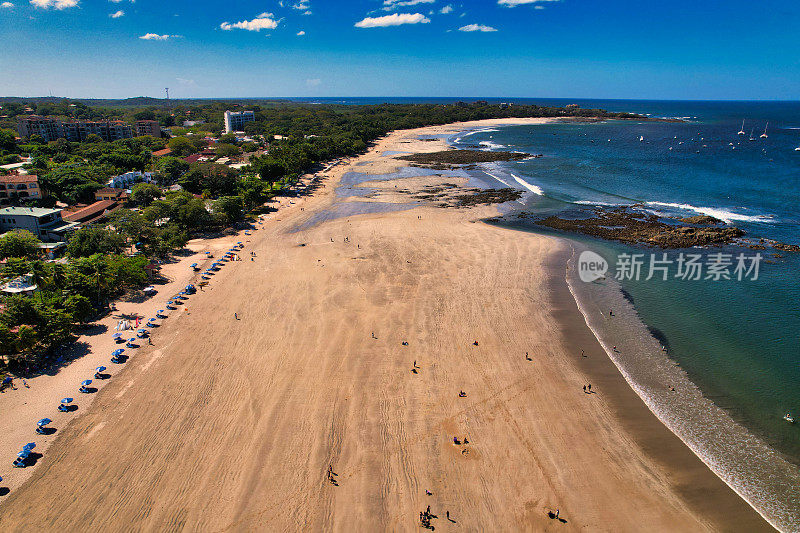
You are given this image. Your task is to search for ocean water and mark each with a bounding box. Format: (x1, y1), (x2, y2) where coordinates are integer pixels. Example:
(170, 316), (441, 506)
(448, 101), (800, 530)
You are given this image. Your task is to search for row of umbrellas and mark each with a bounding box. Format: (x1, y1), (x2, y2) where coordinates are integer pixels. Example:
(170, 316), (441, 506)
(9, 245), (239, 473)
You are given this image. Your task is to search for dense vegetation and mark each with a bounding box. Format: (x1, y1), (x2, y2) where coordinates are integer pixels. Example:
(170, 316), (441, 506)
(0, 230), (148, 368)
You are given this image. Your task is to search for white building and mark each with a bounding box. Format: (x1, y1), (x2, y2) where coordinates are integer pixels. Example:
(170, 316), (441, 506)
(223, 110), (255, 134)
(108, 171), (154, 189)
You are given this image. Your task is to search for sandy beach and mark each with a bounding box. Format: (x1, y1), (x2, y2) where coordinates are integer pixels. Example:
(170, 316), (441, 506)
(0, 118), (771, 531)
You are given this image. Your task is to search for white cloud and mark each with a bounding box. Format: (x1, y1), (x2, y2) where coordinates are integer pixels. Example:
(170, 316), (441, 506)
(139, 33), (174, 40)
(382, 0), (434, 10)
(292, 1), (310, 11)
(306, 78), (321, 87)
(1, 2), (14, 7)
(177, 77), (197, 87)
(109, 9), (124, 17)
(498, 0), (558, 7)
(440, 5), (453, 14)
(355, 12), (430, 28)
(29, 0), (78, 9)
(220, 12), (280, 32)
(459, 23), (498, 32)
(296, 30), (305, 36)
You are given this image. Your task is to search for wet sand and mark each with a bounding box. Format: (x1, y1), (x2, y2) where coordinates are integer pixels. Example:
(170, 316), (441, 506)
(0, 119), (771, 531)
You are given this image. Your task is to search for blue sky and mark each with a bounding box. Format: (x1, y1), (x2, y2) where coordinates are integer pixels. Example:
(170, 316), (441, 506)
(1, 0), (799, 99)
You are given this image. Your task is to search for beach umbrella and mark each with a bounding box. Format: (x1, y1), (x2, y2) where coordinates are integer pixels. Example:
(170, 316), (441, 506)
(61, 397), (73, 405)
(157, 309), (165, 314)
(96, 366), (106, 373)
(112, 349), (125, 356)
(138, 328), (146, 333)
(190, 263), (198, 268)
(37, 418), (52, 427)
(17, 450), (30, 458)
(81, 380), (92, 387)
(23, 442), (36, 451)
(112, 333), (123, 339)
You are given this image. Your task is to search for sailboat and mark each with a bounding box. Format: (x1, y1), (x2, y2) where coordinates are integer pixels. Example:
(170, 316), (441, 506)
(760, 122), (769, 139)
(737, 119), (746, 136)
(639, 135), (644, 142)
(749, 128), (756, 142)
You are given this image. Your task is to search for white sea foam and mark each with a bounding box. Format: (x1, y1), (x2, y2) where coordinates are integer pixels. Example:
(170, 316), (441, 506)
(644, 201), (775, 224)
(573, 200), (627, 207)
(460, 128), (499, 138)
(482, 171), (526, 205)
(479, 140), (506, 150)
(510, 173), (543, 195)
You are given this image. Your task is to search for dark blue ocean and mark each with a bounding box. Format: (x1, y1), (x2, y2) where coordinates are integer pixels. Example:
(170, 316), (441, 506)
(442, 100), (800, 530)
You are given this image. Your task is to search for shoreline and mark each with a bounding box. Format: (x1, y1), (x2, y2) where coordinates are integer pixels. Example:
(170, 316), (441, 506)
(546, 241), (773, 531)
(0, 117), (774, 530)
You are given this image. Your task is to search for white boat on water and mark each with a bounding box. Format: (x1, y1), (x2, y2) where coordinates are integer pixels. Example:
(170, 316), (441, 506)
(639, 135), (644, 142)
(749, 128), (756, 141)
(737, 119), (746, 135)
(760, 122), (769, 139)
(784, 413), (795, 424)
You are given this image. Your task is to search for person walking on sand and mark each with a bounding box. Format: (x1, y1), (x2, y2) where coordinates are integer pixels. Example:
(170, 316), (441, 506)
(583, 385), (586, 393)
(235, 313), (238, 320)
(587, 384), (592, 392)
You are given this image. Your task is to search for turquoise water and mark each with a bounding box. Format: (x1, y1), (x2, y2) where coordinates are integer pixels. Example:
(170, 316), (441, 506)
(449, 101), (800, 529)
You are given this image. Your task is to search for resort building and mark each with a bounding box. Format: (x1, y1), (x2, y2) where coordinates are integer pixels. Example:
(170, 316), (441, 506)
(136, 120), (162, 137)
(17, 116), (162, 142)
(62, 200), (120, 225)
(0, 175), (42, 205)
(223, 110), (255, 133)
(94, 187), (129, 202)
(108, 171), (154, 189)
(16, 116), (61, 142)
(0, 206), (78, 242)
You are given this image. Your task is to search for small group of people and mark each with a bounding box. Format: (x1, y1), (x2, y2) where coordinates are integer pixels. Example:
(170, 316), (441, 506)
(583, 384), (593, 394)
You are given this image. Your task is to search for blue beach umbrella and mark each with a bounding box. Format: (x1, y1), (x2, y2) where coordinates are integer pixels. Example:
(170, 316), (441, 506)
(112, 349), (125, 356)
(96, 366), (106, 373)
(37, 418), (52, 427)
(17, 450), (30, 458)
(190, 263), (198, 268)
(61, 397), (73, 405)
(81, 380), (92, 387)
(23, 442), (36, 451)
(112, 333), (123, 339)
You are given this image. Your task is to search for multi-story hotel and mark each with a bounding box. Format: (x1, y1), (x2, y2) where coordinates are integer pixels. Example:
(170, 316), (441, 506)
(17, 116), (162, 142)
(223, 110), (255, 133)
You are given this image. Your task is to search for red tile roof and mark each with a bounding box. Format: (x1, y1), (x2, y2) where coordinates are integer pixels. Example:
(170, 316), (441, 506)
(62, 200), (119, 224)
(152, 148), (173, 157)
(0, 175), (39, 184)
